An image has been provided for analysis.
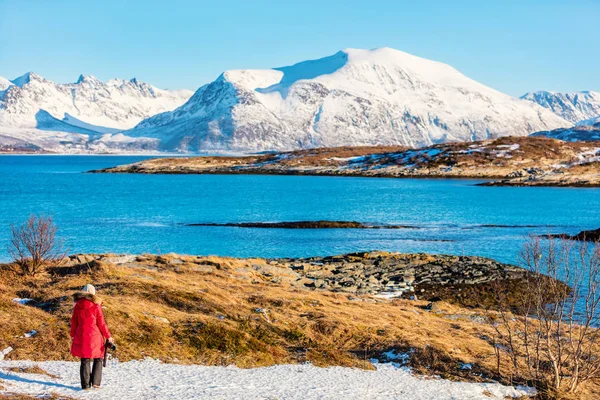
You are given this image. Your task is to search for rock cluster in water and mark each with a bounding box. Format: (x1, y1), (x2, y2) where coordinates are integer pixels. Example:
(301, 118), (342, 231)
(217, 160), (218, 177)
(186, 221), (416, 229)
(542, 228), (600, 242)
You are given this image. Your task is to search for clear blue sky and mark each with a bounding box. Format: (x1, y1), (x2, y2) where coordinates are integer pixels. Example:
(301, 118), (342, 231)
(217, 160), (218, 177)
(1, 0), (598, 96)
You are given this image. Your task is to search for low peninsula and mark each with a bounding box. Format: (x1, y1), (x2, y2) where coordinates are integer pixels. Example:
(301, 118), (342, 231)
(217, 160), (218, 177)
(92, 137), (600, 187)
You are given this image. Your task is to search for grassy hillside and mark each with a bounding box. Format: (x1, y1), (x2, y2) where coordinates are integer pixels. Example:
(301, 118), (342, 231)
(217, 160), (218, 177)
(2, 252), (599, 398)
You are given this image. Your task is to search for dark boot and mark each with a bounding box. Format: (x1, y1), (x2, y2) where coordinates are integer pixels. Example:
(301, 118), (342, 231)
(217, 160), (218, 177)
(91, 358), (103, 388)
(80, 358), (91, 389)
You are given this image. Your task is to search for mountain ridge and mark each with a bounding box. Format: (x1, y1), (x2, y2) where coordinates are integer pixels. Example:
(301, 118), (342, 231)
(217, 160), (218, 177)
(126, 47), (570, 152)
(1, 48), (589, 153)
(521, 90), (600, 124)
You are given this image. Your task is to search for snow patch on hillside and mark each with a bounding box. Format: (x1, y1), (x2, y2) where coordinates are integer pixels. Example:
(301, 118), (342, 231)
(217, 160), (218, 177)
(0, 360), (534, 400)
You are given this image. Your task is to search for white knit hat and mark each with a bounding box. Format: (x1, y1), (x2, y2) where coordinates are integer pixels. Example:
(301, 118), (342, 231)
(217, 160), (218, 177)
(82, 284), (96, 295)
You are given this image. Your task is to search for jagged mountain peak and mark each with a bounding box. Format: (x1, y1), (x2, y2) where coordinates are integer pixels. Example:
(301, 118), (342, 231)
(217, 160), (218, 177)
(10, 71), (45, 87)
(0, 76), (12, 91)
(0, 70), (194, 142)
(75, 74), (103, 84)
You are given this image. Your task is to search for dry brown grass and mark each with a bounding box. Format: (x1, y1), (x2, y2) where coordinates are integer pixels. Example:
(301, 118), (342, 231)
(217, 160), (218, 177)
(6, 366), (60, 380)
(1, 256), (496, 369)
(0, 393), (75, 400)
(97, 136), (600, 187)
(1, 254), (599, 397)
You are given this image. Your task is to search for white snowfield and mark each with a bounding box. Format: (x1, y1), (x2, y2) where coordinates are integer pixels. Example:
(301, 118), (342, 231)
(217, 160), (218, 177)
(128, 47), (570, 152)
(0, 359), (535, 400)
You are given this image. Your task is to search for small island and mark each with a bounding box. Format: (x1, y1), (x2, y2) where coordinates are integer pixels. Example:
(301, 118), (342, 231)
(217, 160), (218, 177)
(91, 136), (600, 187)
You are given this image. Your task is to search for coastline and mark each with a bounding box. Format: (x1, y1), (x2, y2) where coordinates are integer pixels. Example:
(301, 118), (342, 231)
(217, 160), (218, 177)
(88, 137), (600, 188)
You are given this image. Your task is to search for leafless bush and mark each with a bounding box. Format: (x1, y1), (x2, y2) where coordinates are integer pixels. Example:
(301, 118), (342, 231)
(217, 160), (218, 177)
(489, 237), (600, 397)
(8, 214), (65, 275)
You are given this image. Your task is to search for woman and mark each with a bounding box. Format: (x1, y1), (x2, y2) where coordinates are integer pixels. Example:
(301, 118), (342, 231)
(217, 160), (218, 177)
(70, 284), (114, 390)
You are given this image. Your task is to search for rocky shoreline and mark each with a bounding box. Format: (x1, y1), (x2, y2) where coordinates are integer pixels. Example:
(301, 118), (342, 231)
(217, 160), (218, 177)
(90, 137), (600, 187)
(64, 250), (535, 309)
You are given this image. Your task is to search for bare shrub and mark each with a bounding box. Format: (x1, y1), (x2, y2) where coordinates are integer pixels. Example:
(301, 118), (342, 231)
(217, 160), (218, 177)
(489, 237), (600, 396)
(8, 214), (65, 275)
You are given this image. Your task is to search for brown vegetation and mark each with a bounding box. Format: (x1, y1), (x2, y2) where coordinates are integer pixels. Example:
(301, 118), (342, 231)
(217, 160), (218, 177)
(8, 215), (65, 276)
(0, 253), (516, 375)
(2, 248), (600, 398)
(0, 393), (74, 400)
(93, 136), (600, 187)
(489, 238), (600, 398)
(5, 366), (60, 380)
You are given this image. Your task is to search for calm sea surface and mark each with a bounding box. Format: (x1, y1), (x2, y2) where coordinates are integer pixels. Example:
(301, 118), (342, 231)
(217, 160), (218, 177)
(0, 155), (598, 264)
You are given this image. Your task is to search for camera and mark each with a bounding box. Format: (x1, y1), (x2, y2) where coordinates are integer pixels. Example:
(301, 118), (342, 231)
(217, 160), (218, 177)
(105, 341), (116, 351)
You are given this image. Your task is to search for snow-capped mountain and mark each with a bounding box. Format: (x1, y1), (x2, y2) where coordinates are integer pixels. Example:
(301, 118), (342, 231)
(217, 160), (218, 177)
(0, 72), (192, 152)
(0, 72), (192, 131)
(521, 91), (600, 124)
(126, 47), (570, 152)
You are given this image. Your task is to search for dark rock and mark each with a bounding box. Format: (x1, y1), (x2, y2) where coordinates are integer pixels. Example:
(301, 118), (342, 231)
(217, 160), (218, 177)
(542, 228), (600, 242)
(186, 220), (418, 229)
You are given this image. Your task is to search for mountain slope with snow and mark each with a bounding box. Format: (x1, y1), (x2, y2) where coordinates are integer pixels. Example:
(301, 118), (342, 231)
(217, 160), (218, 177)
(0, 72), (192, 152)
(521, 91), (600, 124)
(127, 47), (570, 152)
(531, 119), (600, 142)
(0, 72), (192, 131)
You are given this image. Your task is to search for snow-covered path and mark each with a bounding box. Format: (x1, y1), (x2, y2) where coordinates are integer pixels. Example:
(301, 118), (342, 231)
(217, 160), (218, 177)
(0, 360), (533, 399)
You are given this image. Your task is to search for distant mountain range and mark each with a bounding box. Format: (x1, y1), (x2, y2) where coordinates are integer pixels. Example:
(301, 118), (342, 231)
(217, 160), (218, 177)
(521, 91), (600, 142)
(0, 72), (192, 152)
(521, 91), (600, 124)
(1, 48), (598, 153)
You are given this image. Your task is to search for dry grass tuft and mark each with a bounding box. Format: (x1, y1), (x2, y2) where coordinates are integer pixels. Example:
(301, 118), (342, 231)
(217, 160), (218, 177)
(0, 393), (75, 400)
(6, 366), (60, 380)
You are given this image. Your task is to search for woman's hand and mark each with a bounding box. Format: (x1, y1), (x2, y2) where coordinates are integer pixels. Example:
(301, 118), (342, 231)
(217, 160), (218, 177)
(107, 337), (114, 344)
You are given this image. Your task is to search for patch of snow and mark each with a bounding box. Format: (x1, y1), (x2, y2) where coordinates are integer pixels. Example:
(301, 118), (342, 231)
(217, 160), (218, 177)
(0, 360), (535, 399)
(0, 347), (13, 361)
(12, 298), (33, 305)
(496, 144), (520, 150)
(332, 155), (371, 163)
(382, 349), (412, 365)
(22, 330), (37, 338)
(460, 363), (473, 371)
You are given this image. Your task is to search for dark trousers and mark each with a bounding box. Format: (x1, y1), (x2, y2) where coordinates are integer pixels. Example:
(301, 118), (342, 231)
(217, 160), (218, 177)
(80, 358), (102, 389)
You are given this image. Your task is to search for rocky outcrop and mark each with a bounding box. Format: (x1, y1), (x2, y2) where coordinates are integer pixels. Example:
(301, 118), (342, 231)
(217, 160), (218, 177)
(186, 221), (417, 229)
(271, 252), (529, 307)
(62, 251), (534, 309)
(542, 228), (600, 242)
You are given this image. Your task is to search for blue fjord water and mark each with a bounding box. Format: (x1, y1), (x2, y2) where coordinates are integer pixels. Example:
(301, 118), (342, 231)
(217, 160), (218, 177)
(0, 155), (598, 265)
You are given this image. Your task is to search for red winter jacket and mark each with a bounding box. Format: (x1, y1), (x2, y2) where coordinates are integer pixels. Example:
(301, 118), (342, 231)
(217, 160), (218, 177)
(70, 293), (111, 359)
